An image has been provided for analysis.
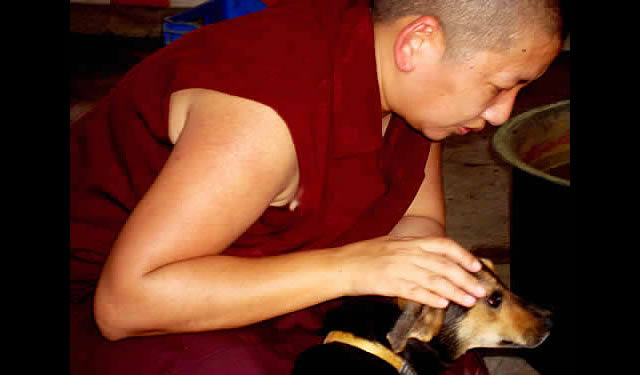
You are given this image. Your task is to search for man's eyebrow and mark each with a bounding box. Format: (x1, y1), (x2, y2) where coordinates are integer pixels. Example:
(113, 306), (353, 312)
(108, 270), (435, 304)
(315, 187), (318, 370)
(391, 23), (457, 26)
(495, 70), (544, 88)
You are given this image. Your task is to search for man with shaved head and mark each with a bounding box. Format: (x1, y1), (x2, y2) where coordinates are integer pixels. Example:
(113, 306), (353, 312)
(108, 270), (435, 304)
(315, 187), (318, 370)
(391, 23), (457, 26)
(70, 0), (564, 373)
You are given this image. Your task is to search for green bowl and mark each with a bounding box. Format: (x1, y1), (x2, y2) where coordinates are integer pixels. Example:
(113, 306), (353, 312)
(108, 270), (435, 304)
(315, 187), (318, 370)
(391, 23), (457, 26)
(492, 100), (570, 187)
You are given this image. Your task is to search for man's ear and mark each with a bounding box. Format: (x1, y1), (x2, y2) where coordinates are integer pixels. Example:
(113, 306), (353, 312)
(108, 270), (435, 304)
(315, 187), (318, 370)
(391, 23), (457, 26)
(393, 15), (445, 72)
(387, 299), (445, 353)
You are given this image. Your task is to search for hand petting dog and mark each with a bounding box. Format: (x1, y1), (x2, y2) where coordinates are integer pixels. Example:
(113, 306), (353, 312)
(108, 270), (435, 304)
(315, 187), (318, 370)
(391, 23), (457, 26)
(293, 259), (552, 375)
(336, 235), (487, 309)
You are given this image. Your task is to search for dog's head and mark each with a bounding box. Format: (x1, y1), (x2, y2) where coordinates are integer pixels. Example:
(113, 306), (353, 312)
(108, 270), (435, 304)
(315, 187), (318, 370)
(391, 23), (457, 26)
(387, 258), (552, 360)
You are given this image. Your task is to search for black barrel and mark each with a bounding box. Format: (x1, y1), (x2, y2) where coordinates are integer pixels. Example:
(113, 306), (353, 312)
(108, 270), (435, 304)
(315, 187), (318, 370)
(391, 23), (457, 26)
(492, 101), (573, 374)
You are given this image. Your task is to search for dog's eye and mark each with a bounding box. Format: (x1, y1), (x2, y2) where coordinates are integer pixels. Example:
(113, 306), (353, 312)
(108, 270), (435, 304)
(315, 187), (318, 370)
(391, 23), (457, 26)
(487, 291), (503, 308)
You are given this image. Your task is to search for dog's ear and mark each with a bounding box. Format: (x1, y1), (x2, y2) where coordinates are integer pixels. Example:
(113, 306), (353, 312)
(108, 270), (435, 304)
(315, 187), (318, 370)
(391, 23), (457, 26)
(479, 257), (495, 272)
(387, 299), (445, 353)
(396, 297), (410, 310)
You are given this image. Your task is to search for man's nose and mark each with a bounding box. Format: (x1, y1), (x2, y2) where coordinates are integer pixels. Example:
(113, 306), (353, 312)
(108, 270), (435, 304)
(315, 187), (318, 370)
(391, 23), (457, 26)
(481, 90), (519, 126)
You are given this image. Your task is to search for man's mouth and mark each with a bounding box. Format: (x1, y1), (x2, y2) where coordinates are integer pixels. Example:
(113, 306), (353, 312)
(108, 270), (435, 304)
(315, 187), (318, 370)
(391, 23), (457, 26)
(457, 126), (484, 135)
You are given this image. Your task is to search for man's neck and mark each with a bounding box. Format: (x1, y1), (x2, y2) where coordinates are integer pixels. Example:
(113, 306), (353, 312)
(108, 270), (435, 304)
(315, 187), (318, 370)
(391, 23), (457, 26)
(373, 21), (394, 117)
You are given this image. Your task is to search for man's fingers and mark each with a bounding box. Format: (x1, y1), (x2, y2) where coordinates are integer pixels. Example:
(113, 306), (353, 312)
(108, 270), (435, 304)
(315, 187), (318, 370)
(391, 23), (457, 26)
(404, 264), (479, 307)
(410, 237), (482, 272)
(423, 254), (486, 298)
(397, 279), (450, 309)
(399, 238), (486, 299)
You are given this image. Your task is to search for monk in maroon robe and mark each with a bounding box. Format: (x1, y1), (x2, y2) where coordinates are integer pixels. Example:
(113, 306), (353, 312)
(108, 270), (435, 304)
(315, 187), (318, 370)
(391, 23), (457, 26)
(70, 0), (563, 373)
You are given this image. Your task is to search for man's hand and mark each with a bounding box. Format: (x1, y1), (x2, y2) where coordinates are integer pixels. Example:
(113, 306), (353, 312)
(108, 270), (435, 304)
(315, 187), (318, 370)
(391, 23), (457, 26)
(337, 236), (487, 308)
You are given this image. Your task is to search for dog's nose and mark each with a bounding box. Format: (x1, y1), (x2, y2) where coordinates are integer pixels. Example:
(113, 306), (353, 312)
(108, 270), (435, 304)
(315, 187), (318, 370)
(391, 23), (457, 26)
(525, 302), (553, 331)
(542, 313), (553, 331)
(533, 307), (553, 332)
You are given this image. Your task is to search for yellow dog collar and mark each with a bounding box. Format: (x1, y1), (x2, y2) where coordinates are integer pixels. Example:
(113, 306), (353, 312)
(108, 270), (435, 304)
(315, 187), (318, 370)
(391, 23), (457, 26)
(323, 330), (415, 374)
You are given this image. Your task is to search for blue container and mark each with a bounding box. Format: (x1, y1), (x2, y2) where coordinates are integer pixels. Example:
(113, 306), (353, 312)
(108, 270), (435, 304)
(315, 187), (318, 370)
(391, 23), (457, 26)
(163, 0), (267, 45)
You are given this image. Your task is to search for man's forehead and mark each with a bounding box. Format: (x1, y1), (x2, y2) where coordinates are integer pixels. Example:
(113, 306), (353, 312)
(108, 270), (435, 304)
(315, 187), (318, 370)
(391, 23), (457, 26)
(486, 34), (560, 76)
(491, 47), (558, 85)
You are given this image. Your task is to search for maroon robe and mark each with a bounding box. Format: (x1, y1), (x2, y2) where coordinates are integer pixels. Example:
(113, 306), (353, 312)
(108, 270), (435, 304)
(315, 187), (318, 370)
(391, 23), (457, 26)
(70, 0), (488, 373)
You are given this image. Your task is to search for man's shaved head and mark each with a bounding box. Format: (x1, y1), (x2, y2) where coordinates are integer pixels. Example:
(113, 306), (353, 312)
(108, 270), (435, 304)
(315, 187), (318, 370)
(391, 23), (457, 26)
(371, 0), (563, 60)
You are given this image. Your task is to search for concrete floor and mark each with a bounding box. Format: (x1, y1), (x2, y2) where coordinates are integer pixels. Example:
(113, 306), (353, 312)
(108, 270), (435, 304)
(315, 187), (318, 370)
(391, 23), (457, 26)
(69, 5), (570, 374)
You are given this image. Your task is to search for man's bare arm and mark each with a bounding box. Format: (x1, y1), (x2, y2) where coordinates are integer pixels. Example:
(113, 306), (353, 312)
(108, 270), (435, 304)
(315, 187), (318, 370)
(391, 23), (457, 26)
(94, 92), (484, 341)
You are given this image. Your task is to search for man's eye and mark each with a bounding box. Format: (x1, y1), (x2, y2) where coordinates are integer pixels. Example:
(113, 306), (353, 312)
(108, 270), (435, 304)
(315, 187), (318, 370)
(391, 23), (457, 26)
(490, 85), (506, 96)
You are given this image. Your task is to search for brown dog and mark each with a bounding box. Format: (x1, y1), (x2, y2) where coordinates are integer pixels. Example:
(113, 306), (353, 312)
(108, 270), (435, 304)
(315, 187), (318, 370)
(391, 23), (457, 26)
(292, 259), (552, 375)
(388, 259), (551, 358)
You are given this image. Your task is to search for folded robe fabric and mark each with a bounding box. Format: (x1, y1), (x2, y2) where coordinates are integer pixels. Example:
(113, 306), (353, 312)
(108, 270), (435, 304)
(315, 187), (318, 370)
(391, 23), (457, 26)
(111, 0), (170, 7)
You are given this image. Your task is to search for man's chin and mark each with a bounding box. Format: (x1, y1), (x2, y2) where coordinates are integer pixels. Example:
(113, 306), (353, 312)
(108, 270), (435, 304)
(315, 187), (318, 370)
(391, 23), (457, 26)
(420, 129), (456, 142)
(408, 121), (462, 142)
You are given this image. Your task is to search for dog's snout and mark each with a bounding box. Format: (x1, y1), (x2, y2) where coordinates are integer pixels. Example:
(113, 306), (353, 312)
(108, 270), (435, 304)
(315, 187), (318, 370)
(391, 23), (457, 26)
(524, 304), (553, 348)
(529, 304), (553, 331)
